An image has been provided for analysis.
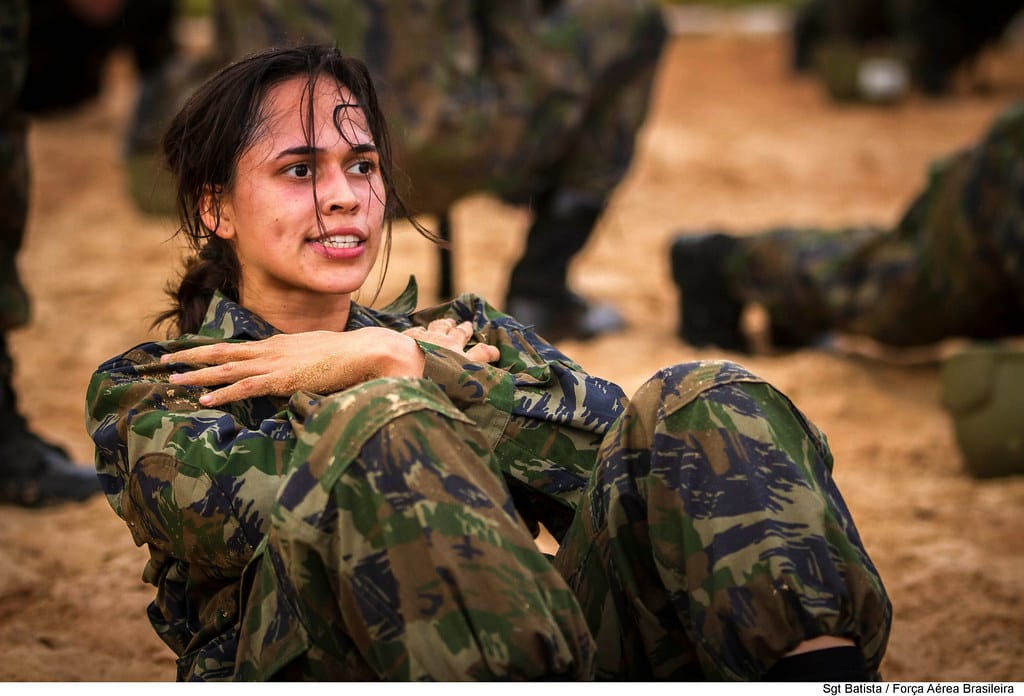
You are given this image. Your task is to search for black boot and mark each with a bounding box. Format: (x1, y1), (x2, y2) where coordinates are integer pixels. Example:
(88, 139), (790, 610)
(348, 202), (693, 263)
(764, 645), (872, 681)
(506, 291), (625, 343)
(0, 337), (100, 507)
(505, 191), (625, 342)
(670, 232), (748, 352)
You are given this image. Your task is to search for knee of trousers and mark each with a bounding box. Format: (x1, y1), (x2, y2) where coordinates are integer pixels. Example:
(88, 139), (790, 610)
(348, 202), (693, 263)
(579, 361), (892, 677)
(581, 360), (789, 539)
(615, 360), (771, 441)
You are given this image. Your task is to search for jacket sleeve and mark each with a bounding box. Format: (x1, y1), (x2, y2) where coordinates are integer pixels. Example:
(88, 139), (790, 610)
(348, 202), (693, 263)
(84, 339), (301, 573)
(409, 294), (628, 538)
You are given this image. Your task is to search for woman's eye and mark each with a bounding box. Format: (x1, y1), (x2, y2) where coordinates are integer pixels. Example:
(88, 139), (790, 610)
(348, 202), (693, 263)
(348, 160), (375, 176)
(285, 163), (311, 178)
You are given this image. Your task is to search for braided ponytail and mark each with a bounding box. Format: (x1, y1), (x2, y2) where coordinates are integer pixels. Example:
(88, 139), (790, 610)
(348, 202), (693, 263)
(155, 238), (240, 335)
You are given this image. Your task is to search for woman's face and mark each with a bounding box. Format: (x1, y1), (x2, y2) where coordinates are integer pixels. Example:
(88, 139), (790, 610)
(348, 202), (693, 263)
(209, 75), (386, 320)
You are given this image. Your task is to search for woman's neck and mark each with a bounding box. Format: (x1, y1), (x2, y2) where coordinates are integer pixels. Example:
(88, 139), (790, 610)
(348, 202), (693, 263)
(243, 290), (352, 334)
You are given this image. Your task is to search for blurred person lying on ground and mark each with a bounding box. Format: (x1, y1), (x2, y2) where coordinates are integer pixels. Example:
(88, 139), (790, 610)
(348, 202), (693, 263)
(85, 44), (891, 681)
(670, 101), (1024, 354)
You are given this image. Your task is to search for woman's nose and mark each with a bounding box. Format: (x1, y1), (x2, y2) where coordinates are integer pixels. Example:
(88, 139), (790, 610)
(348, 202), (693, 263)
(320, 168), (360, 213)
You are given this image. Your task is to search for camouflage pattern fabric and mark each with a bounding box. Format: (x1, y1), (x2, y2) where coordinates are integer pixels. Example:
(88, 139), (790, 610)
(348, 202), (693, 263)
(86, 280), (891, 680)
(722, 101), (1024, 347)
(0, 0), (30, 334)
(555, 362), (890, 679)
(128, 0), (666, 216)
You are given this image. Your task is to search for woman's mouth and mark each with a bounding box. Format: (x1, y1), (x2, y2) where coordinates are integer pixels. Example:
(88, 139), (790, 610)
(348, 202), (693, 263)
(316, 234), (362, 249)
(309, 232), (366, 260)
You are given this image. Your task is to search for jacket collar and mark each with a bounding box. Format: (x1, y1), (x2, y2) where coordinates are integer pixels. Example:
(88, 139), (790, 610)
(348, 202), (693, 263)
(196, 277), (420, 340)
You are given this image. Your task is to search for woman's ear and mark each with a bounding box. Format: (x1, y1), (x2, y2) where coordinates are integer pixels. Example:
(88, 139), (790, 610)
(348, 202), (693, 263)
(200, 185), (234, 240)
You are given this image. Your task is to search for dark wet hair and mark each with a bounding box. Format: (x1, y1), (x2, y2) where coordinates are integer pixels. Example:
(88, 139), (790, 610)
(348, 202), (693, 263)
(156, 43), (437, 335)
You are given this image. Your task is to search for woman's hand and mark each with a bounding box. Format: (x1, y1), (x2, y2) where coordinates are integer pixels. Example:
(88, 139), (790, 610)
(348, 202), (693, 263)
(403, 318), (500, 364)
(161, 327), (426, 407)
(161, 321), (499, 407)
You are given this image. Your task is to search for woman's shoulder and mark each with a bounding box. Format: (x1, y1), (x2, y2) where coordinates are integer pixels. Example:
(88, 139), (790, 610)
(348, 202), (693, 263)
(93, 335), (236, 374)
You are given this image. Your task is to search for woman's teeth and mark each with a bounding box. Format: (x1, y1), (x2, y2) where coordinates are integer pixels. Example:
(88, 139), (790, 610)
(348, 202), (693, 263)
(318, 235), (360, 248)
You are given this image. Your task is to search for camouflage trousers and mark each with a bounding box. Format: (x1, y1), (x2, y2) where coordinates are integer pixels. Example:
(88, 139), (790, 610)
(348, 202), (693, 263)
(0, 0), (30, 334)
(229, 361), (890, 680)
(723, 101), (1024, 346)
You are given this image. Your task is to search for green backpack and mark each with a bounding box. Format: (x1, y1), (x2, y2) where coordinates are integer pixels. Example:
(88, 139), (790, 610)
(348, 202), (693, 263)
(941, 345), (1024, 478)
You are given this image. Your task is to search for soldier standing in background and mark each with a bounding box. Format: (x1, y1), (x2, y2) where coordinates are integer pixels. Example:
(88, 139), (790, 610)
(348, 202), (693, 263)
(124, 0), (668, 342)
(0, 0), (102, 505)
(19, 0), (178, 116)
(670, 101), (1024, 353)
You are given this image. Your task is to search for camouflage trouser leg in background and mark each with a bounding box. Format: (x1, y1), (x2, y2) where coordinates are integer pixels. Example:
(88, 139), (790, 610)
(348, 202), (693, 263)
(724, 102), (1024, 347)
(234, 377), (596, 680)
(0, 0), (30, 335)
(504, 0), (667, 298)
(554, 361), (892, 680)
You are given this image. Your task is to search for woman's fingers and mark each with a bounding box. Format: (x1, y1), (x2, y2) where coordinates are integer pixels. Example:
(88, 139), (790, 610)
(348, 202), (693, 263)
(406, 321), (499, 364)
(167, 357), (271, 387)
(454, 321), (474, 341)
(465, 343), (500, 364)
(179, 364), (301, 405)
(410, 319), (475, 346)
(427, 317), (458, 333)
(168, 364), (230, 386)
(196, 375), (271, 407)
(161, 341), (258, 366)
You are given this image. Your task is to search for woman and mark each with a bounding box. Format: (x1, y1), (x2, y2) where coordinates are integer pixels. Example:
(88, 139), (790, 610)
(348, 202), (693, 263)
(85, 44), (891, 681)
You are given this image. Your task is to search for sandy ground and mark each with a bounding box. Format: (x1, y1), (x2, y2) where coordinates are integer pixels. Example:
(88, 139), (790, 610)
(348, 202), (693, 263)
(2, 16), (1023, 682)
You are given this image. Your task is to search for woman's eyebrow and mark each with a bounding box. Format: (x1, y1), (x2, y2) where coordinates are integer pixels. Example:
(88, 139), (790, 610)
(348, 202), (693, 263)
(273, 142), (377, 160)
(274, 145), (317, 160)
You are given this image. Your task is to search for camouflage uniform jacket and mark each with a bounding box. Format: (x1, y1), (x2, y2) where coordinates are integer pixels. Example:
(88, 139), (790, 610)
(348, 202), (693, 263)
(85, 279), (627, 679)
